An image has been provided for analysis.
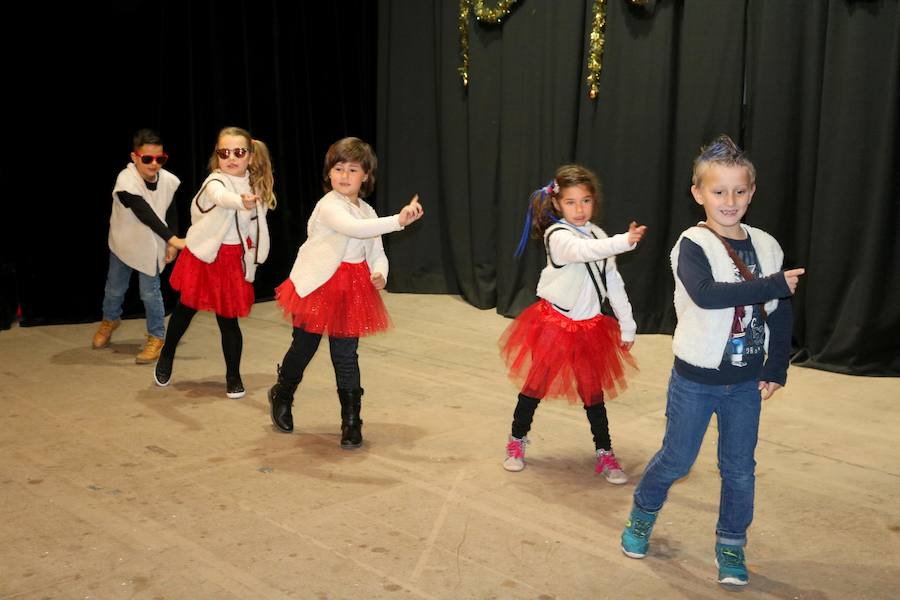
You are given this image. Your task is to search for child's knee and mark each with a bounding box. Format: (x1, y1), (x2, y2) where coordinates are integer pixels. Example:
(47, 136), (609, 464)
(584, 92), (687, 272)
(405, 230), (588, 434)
(139, 288), (162, 303)
(719, 464), (756, 488)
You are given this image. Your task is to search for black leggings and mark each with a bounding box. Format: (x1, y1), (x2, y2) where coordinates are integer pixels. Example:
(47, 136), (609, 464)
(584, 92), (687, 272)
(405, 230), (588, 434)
(279, 327), (360, 390)
(161, 302), (243, 378)
(510, 393), (612, 451)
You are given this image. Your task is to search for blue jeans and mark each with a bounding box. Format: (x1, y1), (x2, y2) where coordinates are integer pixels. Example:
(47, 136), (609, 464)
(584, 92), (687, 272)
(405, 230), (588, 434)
(634, 369), (761, 546)
(101, 252), (165, 338)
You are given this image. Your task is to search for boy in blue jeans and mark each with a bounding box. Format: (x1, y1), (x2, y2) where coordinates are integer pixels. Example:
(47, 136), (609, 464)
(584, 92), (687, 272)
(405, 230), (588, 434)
(93, 129), (184, 363)
(621, 135), (804, 586)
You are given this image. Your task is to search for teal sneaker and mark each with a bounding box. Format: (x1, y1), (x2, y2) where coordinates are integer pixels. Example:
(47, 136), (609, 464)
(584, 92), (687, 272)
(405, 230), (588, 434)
(715, 543), (749, 585)
(621, 505), (657, 558)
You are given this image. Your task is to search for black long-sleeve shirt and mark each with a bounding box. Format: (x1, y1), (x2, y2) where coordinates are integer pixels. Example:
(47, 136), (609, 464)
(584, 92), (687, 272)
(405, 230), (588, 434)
(674, 236), (793, 386)
(116, 177), (178, 241)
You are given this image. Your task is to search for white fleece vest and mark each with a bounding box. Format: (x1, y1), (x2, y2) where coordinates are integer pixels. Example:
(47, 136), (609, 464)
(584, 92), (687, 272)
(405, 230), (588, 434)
(109, 164), (180, 276)
(185, 172), (270, 282)
(671, 224), (783, 368)
(536, 223), (610, 309)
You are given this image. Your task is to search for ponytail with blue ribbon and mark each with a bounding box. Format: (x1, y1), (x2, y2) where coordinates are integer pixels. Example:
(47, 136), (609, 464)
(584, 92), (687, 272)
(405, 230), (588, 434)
(514, 180), (559, 258)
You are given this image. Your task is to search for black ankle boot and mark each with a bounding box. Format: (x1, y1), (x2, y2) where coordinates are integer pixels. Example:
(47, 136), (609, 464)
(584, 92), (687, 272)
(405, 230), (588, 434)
(338, 388), (364, 449)
(268, 365), (300, 433)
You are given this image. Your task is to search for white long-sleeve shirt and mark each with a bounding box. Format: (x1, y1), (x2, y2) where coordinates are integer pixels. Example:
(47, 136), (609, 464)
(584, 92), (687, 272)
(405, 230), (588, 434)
(288, 190), (404, 297)
(537, 221), (638, 341)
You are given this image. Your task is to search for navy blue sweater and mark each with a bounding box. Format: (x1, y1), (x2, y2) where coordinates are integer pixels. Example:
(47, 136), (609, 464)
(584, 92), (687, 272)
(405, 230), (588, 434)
(674, 236), (793, 386)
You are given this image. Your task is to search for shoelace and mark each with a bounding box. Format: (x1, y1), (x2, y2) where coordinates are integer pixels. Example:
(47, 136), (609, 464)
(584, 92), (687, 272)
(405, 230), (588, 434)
(628, 516), (654, 539)
(596, 451), (622, 473)
(506, 438), (527, 459)
(718, 547), (745, 568)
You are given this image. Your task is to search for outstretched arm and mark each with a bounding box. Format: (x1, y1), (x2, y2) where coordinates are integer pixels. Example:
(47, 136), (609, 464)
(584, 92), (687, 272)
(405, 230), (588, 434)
(318, 202), (404, 238)
(201, 180), (247, 211)
(676, 238), (793, 308)
(548, 222), (646, 265)
(117, 191), (176, 242)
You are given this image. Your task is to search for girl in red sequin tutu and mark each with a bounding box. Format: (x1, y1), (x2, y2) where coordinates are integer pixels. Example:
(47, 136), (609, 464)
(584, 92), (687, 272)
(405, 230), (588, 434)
(268, 137), (423, 448)
(154, 126), (276, 399)
(500, 164), (647, 483)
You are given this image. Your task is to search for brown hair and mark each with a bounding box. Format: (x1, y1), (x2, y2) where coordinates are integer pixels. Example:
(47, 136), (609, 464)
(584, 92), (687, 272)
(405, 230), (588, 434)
(132, 128), (163, 150)
(692, 134), (756, 188)
(528, 164), (602, 238)
(322, 137), (377, 198)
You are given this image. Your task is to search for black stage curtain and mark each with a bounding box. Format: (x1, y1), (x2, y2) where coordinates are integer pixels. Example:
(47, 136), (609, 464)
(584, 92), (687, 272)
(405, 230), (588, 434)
(376, 0), (900, 376)
(10, 1), (377, 327)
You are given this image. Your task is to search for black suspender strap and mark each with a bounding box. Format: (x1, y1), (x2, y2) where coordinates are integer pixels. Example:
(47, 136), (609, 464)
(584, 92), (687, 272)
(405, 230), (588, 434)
(544, 224), (615, 317)
(544, 225), (568, 269)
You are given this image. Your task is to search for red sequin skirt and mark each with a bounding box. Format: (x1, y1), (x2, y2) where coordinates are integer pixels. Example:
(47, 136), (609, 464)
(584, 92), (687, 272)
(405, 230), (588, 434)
(275, 261), (392, 337)
(499, 300), (637, 405)
(169, 245), (254, 318)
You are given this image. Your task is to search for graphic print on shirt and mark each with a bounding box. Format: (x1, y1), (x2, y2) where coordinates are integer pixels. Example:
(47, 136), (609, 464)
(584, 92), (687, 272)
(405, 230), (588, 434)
(723, 245), (766, 367)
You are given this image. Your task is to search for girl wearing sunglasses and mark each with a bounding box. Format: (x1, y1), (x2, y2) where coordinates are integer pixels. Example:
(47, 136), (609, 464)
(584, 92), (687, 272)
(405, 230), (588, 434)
(154, 126), (276, 399)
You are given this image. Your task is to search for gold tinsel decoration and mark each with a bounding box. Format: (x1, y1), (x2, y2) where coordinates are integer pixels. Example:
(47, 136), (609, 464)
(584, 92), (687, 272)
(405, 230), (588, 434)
(458, 0), (647, 98)
(458, 0), (520, 88)
(587, 0), (649, 100)
(587, 0), (608, 100)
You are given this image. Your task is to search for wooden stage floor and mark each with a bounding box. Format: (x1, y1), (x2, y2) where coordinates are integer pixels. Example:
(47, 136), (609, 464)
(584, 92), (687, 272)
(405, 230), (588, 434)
(2, 293), (898, 599)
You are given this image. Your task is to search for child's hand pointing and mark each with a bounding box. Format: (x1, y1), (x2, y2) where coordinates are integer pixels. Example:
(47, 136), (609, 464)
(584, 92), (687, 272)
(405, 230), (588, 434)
(783, 268), (805, 294)
(399, 194), (424, 226)
(627, 221), (647, 245)
(241, 193), (260, 209)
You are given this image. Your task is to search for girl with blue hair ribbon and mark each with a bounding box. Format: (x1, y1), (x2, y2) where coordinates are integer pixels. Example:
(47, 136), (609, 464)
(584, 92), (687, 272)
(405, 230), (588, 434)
(500, 164), (647, 483)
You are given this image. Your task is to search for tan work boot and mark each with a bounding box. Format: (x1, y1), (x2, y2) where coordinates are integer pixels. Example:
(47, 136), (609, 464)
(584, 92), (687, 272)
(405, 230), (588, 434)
(136, 335), (165, 364)
(92, 319), (120, 349)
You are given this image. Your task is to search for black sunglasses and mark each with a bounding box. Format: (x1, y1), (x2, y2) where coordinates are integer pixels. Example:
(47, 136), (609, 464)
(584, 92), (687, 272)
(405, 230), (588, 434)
(135, 152), (168, 165)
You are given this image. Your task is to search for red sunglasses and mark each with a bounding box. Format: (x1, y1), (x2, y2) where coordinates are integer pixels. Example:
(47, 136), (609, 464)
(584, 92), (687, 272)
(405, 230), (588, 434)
(135, 152), (169, 166)
(215, 147), (250, 159)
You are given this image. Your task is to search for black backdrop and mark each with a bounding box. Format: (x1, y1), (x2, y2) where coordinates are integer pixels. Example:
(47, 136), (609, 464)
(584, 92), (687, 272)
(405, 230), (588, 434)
(10, 1), (378, 326)
(377, 0), (900, 376)
(6, 1), (899, 377)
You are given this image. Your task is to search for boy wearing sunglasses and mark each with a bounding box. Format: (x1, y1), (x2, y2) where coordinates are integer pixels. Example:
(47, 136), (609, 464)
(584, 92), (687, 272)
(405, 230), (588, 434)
(93, 129), (185, 364)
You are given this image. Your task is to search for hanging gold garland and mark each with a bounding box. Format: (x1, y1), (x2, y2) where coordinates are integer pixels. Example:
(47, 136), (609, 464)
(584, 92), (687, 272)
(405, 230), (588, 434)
(586, 0), (647, 99)
(586, 0), (608, 100)
(459, 0), (648, 98)
(458, 0), (520, 88)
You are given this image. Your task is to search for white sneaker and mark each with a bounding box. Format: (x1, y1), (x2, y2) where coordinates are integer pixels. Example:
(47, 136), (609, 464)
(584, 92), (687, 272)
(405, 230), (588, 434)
(595, 449), (628, 484)
(503, 436), (529, 472)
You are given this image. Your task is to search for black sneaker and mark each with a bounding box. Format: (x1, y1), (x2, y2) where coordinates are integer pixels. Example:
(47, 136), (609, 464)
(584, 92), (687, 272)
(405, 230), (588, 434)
(154, 355), (173, 387)
(226, 376), (245, 399)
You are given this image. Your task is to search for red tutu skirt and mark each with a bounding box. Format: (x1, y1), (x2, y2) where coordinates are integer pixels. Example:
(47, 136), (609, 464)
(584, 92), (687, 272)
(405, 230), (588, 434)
(499, 300), (637, 405)
(169, 245), (254, 318)
(275, 261), (392, 337)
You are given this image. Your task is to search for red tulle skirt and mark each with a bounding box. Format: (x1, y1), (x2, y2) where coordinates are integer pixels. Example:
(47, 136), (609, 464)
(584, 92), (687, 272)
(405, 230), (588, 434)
(499, 300), (637, 405)
(169, 245), (254, 318)
(275, 261), (392, 337)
